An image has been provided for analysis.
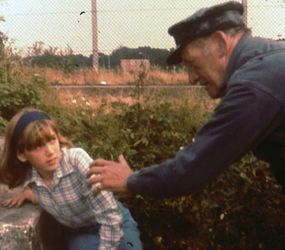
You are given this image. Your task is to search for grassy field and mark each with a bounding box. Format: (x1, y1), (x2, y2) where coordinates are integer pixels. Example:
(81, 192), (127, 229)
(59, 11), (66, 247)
(11, 64), (189, 85)
(53, 85), (216, 115)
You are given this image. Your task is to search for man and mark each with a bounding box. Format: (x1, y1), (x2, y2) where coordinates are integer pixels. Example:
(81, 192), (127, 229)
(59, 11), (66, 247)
(87, 1), (285, 197)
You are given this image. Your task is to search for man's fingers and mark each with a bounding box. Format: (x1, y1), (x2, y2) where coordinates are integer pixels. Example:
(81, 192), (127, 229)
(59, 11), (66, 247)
(91, 182), (103, 193)
(86, 166), (105, 178)
(89, 158), (113, 167)
(118, 154), (128, 166)
(87, 173), (103, 185)
(87, 156), (131, 194)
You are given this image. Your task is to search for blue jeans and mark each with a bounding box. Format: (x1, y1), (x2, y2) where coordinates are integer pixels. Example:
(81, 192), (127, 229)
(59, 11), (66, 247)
(65, 202), (142, 250)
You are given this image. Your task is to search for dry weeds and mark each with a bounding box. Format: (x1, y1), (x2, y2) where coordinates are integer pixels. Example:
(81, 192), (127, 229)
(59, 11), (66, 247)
(12, 64), (188, 85)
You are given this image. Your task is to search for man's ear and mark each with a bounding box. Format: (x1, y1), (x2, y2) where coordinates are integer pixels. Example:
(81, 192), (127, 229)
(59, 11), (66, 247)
(210, 31), (228, 58)
(17, 152), (27, 162)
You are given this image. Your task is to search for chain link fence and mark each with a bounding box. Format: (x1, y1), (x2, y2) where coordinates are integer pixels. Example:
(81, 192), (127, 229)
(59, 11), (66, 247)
(1, 0), (285, 66)
(0, 0), (285, 55)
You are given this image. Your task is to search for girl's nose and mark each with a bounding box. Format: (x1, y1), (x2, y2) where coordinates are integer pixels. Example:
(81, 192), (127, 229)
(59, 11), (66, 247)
(45, 143), (54, 155)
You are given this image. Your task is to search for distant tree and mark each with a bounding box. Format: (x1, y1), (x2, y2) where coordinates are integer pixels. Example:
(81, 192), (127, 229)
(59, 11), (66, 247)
(0, 14), (5, 59)
(28, 41), (45, 57)
(22, 44), (176, 71)
(24, 42), (92, 72)
(0, 32), (5, 59)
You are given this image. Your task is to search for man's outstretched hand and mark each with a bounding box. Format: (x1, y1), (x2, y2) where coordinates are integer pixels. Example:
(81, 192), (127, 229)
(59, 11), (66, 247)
(87, 155), (133, 193)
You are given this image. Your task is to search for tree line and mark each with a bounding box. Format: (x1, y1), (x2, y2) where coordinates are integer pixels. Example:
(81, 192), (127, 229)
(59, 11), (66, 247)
(9, 40), (176, 72)
(0, 32), (178, 72)
(25, 46), (175, 72)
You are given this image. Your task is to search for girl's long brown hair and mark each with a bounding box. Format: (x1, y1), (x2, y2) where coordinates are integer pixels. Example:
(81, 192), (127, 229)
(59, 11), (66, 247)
(0, 108), (73, 188)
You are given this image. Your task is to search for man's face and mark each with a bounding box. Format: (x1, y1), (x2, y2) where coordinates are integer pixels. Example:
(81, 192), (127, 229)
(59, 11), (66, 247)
(181, 37), (227, 98)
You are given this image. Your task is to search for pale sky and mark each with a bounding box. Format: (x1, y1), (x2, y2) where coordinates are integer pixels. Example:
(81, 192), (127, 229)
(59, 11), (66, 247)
(1, 0), (285, 56)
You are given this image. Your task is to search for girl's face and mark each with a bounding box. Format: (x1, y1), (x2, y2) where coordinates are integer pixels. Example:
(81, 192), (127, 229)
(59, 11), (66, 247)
(17, 130), (61, 179)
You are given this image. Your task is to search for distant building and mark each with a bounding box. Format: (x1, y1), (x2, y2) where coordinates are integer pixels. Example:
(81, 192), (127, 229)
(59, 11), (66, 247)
(120, 59), (150, 74)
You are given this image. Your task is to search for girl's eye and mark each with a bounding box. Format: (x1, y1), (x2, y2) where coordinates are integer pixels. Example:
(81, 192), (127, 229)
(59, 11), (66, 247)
(33, 145), (44, 151)
(50, 137), (57, 144)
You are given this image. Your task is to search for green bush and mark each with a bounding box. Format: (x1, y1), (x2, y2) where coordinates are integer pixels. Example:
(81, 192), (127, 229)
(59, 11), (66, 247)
(0, 69), (51, 135)
(129, 154), (285, 250)
(0, 81), (46, 121)
(53, 101), (285, 249)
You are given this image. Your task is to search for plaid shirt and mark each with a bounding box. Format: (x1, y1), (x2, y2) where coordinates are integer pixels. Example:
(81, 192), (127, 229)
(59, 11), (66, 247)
(28, 147), (123, 250)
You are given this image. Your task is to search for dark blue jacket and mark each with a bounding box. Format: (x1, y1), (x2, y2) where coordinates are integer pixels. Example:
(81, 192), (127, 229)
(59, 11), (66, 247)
(127, 33), (285, 197)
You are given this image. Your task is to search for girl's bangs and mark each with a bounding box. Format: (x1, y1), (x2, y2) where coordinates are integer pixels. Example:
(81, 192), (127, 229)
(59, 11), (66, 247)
(18, 120), (57, 151)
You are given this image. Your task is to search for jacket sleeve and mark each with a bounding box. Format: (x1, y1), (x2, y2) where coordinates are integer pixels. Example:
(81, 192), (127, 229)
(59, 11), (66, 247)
(127, 84), (283, 197)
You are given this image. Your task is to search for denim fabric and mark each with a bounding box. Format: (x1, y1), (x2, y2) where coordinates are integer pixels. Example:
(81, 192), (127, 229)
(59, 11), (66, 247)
(117, 201), (142, 250)
(65, 225), (100, 250)
(65, 201), (142, 250)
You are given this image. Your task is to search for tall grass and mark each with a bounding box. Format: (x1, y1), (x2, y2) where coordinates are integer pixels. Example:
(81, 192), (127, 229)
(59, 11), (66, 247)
(53, 86), (216, 115)
(11, 63), (189, 85)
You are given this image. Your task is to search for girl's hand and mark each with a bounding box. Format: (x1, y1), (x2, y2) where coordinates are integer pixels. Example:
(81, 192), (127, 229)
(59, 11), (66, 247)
(1, 186), (36, 208)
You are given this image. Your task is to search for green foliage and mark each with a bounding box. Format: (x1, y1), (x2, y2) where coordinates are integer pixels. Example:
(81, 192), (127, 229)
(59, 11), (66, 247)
(49, 98), (284, 249)
(22, 45), (178, 71)
(0, 66), (283, 249)
(58, 104), (283, 250)
(0, 32), (5, 59)
(55, 101), (205, 165)
(132, 154), (285, 249)
(0, 115), (7, 134)
(24, 54), (91, 73)
(0, 81), (42, 120)
(112, 103), (202, 168)
(0, 34), (47, 121)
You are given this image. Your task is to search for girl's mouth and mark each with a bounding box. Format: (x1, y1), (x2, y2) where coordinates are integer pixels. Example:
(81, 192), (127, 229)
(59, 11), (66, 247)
(47, 157), (58, 166)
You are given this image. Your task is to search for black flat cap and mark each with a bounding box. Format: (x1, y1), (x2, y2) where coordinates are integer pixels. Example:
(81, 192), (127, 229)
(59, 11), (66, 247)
(167, 1), (245, 65)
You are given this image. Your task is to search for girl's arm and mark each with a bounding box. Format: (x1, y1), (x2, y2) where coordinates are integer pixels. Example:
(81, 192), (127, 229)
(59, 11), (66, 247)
(1, 186), (37, 208)
(91, 192), (123, 250)
(71, 148), (123, 249)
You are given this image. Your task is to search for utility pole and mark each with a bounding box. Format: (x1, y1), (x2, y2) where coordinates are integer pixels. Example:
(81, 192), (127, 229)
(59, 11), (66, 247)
(242, 0), (248, 26)
(92, 0), (99, 73)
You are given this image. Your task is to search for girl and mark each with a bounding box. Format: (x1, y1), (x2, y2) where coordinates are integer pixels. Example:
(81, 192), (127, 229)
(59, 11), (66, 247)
(0, 107), (142, 250)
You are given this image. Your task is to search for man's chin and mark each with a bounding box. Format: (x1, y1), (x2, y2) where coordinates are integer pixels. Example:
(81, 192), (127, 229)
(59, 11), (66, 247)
(207, 89), (221, 99)
(204, 84), (221, 98)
